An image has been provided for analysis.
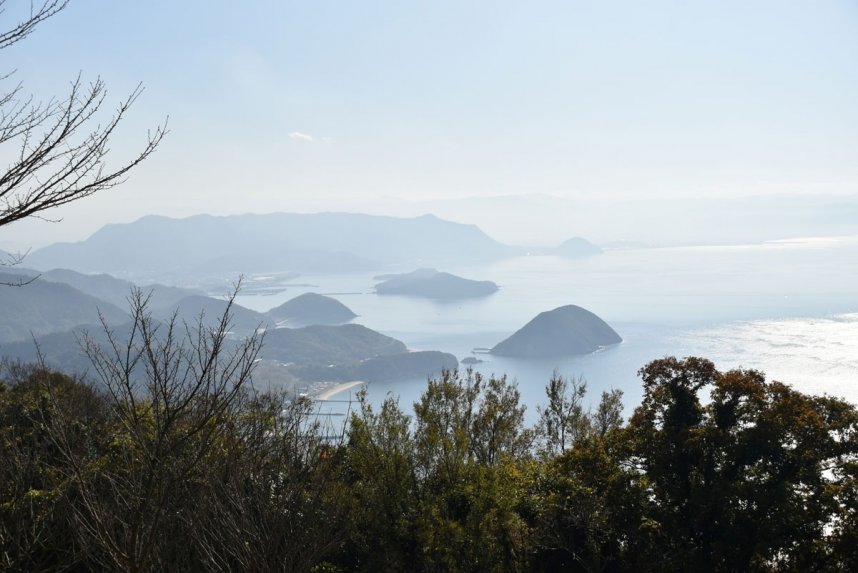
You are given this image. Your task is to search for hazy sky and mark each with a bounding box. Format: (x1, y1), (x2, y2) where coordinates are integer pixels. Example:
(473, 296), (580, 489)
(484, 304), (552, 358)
(2, 0), (858, 248)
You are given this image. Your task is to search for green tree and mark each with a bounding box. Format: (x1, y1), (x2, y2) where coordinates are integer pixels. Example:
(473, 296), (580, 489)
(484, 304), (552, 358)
(470, 374), (532, 466)
(339, 389), (419, 571)
(337, 369), (535, 572)
(529, 384), (640, 573)
(592, 388), (624, 437)
(0, 363), (108, 572)
(530, 431), (646, 573)
(535, 372), (589, 457)
(412, 369), (533, 572)
(626, 356), (858, 572)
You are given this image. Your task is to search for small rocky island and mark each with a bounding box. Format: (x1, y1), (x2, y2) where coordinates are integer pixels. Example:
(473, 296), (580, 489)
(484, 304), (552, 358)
(554, 237), (602, 257)
(266, 292), (357, 326)
(374, 268), (498, 299)
(490, 305), (621, 358)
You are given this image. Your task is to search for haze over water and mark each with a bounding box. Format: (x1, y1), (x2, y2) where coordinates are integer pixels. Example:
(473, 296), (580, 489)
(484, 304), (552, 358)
(1, 0), (854, 428)
(237, 234), (858, 420)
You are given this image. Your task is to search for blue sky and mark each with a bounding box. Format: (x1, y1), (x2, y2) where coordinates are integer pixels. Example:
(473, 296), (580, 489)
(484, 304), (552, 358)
(2, 0), (858, 247)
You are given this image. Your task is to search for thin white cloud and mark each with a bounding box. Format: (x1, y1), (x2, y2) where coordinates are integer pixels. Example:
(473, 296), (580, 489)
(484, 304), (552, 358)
(289, 131), (315, 142)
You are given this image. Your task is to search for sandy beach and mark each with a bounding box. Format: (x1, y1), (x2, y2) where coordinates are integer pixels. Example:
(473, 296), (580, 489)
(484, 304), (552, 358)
(314, 380), (365, 401)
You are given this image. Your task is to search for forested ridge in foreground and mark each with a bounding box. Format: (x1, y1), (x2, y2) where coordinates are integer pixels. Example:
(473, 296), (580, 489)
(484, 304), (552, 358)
(1, 298), (857, 572)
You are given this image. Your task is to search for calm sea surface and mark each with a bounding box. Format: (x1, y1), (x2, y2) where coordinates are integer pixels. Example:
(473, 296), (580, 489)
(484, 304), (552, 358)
(236, 236), (858, 421)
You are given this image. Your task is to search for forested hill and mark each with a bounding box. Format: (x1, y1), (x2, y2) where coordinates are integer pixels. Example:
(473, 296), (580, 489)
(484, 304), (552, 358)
(26, 212), (518, 276)
(37, 268), (201, 310)
(0, 272), (129, 344)
(266, 292), (357, 326)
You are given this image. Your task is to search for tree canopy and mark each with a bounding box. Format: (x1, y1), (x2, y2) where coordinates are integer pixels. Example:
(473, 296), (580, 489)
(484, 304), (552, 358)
(2, 343), (857, 571)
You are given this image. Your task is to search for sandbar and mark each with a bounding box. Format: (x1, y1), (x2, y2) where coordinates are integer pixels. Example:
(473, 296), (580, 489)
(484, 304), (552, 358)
(315, 380), (365, 401)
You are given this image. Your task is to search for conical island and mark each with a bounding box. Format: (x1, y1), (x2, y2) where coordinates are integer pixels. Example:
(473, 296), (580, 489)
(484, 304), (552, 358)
(490, 305), (621, 358)
(266, 292), (357, 326)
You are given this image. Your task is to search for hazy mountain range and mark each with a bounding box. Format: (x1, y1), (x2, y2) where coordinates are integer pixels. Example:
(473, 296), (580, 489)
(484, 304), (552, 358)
(0, 267), (457, 388)
(0, 211), (628, 388)
(25, 212), (520, 278)
(38, 268), (202, 309)
(0, 271), (129, 344)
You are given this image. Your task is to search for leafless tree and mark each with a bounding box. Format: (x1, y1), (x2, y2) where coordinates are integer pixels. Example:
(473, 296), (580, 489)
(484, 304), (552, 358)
(0, 248), (35, 285)
(0, 1), (68, 49)
(3, 283), (352, 571)
(43, 286), (262, 572)
(0, 1), (166, 231)
(189, 393), (351, 572)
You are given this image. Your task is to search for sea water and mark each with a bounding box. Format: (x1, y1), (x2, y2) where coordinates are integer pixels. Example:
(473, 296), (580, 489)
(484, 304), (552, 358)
(235, 236), (858, 420)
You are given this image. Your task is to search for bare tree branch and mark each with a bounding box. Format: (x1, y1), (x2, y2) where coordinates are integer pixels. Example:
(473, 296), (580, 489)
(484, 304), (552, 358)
(0, 76), (168, 228)
(0, 247), (37, 285)
(0, 0), (167, 256)
(0, 1), (69, 50)
(63, 285), (266, 571)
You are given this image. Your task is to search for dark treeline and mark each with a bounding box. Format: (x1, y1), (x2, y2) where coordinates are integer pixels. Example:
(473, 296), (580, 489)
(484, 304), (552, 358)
(2, 296), (858, 572)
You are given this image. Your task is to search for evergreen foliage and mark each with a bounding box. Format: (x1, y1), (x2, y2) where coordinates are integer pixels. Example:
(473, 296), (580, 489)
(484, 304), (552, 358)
(3, 339), (857, 571)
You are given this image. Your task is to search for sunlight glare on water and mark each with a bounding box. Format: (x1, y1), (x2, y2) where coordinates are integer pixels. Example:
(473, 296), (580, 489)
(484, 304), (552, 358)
(678, 314), (858, 402)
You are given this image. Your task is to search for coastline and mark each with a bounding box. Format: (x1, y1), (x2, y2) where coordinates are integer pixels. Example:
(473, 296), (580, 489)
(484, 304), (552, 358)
(314, 380), (365, 401)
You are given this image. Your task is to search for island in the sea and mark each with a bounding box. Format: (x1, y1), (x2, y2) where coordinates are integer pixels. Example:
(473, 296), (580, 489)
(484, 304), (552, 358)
(374, 268), (498, 299)
(490, 305), (622, 358)
(266, 292), (357, 326)
(553, 237), (602, 257)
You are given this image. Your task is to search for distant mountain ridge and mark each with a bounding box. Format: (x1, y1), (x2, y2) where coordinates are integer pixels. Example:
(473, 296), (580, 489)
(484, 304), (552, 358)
(38, 268), (202, 310)
(2, 320), (458, 386)
(0, 268), (256, 347)
(0, 271), (128, 344)
(0, 263), (456, 385)
(150, 295), (268, 334)
(26, 212), (516, 277)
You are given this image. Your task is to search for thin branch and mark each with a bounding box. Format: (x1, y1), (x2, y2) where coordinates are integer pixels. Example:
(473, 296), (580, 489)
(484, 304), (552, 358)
(0, 1), (70, 50)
